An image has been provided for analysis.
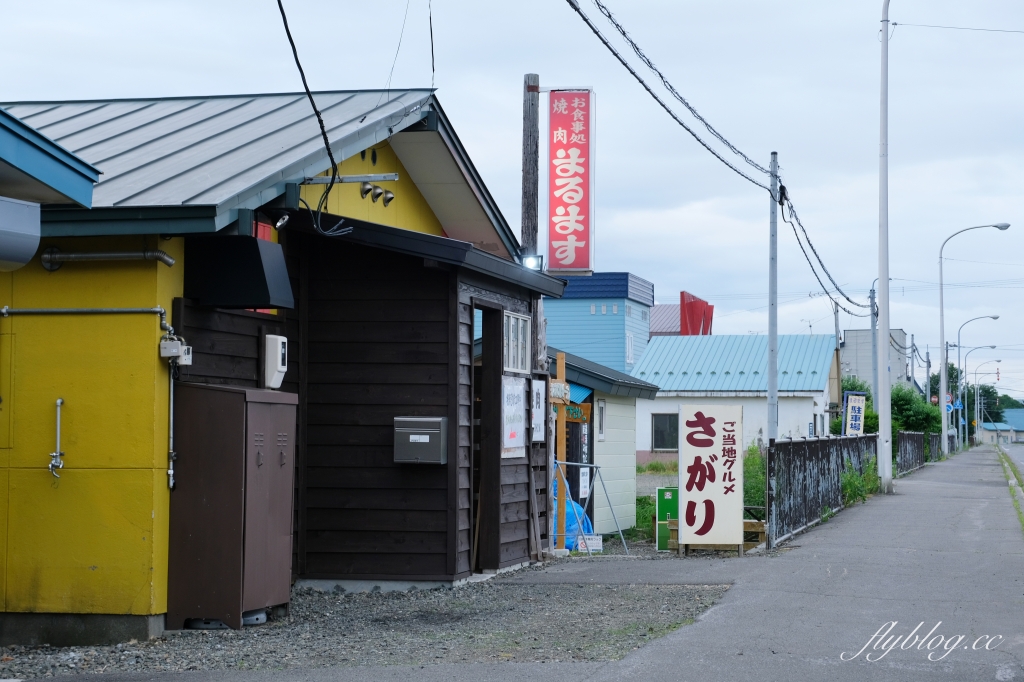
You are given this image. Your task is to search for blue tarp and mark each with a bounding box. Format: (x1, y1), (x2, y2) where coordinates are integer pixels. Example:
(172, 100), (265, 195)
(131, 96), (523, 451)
(551, 482), (594, 550)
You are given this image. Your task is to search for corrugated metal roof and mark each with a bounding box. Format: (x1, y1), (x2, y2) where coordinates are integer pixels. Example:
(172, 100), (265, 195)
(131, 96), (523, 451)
(553, 272), (654, 306)
(1002, 409), (1024, 431)
(650, 304), (680, 334)
(631, 335), (836, 392)
(982, 422), (1013, 432)
(1, 90), (431, 212)
(569, 383), (594, 404)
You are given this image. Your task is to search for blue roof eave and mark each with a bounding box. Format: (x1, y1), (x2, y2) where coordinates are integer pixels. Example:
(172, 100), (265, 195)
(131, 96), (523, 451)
(0, 109), (99, 207)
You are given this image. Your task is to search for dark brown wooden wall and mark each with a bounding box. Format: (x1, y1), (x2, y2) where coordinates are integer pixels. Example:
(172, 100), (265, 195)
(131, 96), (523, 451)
(286, 233), (455, 580)
(458, 274), (547, 569)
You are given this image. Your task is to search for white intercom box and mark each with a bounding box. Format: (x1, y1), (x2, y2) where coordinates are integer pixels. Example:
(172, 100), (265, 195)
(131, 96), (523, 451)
(265, 335), (288, 389)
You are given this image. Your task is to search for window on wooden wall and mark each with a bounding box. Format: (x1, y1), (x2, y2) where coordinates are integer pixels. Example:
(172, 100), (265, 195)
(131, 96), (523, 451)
(626, 305), (632, 318)
(503, 311), (531, 374)
(626, 332), (634, 364)
(597, 399), (607, 441)
(652, 414), (678, 451)
(591, 304), (596, 315)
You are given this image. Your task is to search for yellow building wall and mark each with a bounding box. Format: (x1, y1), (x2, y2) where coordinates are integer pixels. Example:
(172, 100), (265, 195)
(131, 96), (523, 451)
(299, 142), (445, 237)
(0, 235), (183, 615)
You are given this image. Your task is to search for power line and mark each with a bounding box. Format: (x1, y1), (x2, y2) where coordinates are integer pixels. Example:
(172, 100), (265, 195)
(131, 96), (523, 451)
(892, 22), (1024, 36)
(377, 0), (413, 108)
(563, 0), (770, 191)
(428, 0), (436, 90)
(275, 0), (349, 237)
(588, 0), (769, 176)
(566, 0), (869, 316)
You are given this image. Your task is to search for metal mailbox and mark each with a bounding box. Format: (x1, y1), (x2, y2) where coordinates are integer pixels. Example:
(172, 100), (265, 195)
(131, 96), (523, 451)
(394, 417), (447, 464)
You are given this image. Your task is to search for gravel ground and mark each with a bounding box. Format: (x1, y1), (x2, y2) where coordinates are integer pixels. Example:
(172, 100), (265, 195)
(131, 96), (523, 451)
(0, 571), (727, 678)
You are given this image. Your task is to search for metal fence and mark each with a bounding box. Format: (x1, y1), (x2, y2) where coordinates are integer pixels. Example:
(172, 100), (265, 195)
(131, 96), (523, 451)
(766, 435), (877, 547)
(896, 431), (925, 476)
(927, 433), (957, 460)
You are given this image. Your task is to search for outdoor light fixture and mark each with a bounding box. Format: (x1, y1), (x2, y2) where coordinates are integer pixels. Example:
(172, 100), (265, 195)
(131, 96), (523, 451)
(522, 255), (544, 270)
(274, 215), (289, 230)
(382, 190), (395, 207)
(360, 182), (373, 199)
(371, 185), (384, 203)
(995, 223), (1011, 230)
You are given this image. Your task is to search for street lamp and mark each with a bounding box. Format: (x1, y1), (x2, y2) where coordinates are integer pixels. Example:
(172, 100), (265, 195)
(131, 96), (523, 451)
(938, 223), (1010, 457)
(974, 359), (1001, 445)
(963, 345), (996, 446)
(956, 316), (999, 447)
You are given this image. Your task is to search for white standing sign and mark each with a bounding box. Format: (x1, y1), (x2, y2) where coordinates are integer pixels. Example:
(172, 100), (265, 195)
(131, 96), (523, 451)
(678, 405), (744, 545)
(502, 376), (527, 459)
(530, 379), (546, 442)
(845, 395), (867, 436)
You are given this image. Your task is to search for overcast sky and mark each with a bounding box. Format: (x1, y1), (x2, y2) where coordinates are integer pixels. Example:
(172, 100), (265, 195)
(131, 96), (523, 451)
(4, 0), (1024, 400)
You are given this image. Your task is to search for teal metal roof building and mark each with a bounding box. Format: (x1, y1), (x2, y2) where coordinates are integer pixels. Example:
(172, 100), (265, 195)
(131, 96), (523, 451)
(631, 334), (837, 393)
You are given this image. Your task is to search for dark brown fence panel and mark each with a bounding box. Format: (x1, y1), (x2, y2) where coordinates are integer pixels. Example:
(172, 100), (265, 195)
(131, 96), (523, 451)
(928, 433), (940, 462)
(767, 435), (877, 547)
(896, 431), (925, 475)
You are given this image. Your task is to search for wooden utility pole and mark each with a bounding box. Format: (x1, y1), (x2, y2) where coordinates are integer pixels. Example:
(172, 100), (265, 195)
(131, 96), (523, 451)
(521, 73), (540, 256)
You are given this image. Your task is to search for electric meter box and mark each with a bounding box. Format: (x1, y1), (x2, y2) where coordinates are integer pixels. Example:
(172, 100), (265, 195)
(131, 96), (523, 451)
(160, 339), (183, 358)
(178, 346), (193, 366)
(394, 417), (447, 464)
(265, 335), (287, 389)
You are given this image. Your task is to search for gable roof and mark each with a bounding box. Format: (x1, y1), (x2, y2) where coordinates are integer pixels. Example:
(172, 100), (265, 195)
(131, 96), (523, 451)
(0, 108), (98, 207)
(1, 91), (520, 258)
(631, 334), (836, 393)
(1002, 409), (1024, 431)
(981, 422), (1013, 432)
(548, 345), (658, 400)
(549, 272), (654, 306)
(650, 304), (680, 334)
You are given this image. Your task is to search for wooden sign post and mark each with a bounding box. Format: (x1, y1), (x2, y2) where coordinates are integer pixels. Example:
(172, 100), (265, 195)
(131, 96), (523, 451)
(550, 352), (570, 550)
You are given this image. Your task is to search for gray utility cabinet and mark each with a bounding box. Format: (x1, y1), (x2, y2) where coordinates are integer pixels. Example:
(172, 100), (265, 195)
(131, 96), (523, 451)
(167, 383), (298, 630)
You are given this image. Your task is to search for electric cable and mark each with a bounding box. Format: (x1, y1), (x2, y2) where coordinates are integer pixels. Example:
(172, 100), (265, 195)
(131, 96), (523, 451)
(588, 0), (769, 176)
(783, 198), (870, 309)
(276, 0), (350, 237)
(563, 0), (770, 191)
(378, 0), (413, 108)
(429, 0), (436, 90)
(892, 22), (1024, 35)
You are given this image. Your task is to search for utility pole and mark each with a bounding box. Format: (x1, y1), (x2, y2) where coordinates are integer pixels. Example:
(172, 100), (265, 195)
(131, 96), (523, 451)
(910, 334), (916, 393)
(877, 0), (894, 493)
(833, 300), (842, 426)
(925, 347), (931, 404)
(870, 286), (878, 404)
(521, 74), (540, 259)
(768, 152), (779, 444)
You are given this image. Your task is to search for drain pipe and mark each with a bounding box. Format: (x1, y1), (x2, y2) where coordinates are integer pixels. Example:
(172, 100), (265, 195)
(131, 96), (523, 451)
(41, 247), (175, 271)
(2, 306), (178, 487)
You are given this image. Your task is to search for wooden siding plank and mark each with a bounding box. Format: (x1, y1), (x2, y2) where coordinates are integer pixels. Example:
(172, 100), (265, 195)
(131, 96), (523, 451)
(304, 488), (448, 511)
(307, 531), (446, 554)
(306, 509), (448, 532)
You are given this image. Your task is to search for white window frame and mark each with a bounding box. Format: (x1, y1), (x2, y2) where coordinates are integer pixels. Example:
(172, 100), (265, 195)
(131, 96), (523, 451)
(626, 304), (632, 318)
(590, 304), (596, 315)
(613, 304), (618, 315)
(601, 304), (607, 315)
(503, 311), (531, 374)
(626, 331), (634, 364)
(597, 399), (606, 441)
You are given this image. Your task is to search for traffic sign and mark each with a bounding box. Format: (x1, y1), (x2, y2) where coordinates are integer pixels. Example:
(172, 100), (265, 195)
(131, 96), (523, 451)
(954, 400), (963, 410)
(946, 404), (953, 413)
(945, 392), (953, 404)
(960, 417), (966, 426)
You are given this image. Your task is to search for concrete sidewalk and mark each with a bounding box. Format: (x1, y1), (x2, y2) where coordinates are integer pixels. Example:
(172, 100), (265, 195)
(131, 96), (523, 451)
(51, 446), (1024, 682)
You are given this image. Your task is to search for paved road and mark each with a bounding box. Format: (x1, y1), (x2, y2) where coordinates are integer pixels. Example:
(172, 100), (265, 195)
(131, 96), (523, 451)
(57, 446), (1024, 682)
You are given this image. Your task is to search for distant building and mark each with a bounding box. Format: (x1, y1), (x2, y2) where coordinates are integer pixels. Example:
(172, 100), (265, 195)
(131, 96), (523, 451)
(543, 272), (654, 374)
(840, 328), (912, 391)
(980, 422), (1013, 445)
(649, 291), (714, 338)
(1000, 409), (1024, 442)
(632, 335), (841, 461)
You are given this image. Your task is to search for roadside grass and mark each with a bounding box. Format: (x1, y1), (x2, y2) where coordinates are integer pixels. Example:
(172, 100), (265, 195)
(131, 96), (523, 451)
(624, 496), (657, 542)
(636, 460), (678, 475)
(996, 447), (1024, 538)
(841, 455), (879, 507)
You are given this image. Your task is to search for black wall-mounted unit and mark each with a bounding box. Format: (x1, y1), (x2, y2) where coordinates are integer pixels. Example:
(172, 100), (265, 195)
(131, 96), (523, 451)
(185, 236), (295, 309)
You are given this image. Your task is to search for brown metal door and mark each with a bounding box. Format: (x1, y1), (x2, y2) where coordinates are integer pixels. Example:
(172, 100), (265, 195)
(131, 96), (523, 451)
(242, 400), (295, 611)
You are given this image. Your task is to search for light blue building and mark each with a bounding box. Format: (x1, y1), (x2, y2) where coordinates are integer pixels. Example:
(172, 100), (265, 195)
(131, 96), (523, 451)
(543, 272), (654, 374)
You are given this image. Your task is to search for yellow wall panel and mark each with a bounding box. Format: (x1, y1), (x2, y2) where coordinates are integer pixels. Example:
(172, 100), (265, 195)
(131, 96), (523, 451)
(0, 333), (12, 458)
(7, 469), (161, 614)
(0, 469), (8, 609)
(300, 143), (445, 237)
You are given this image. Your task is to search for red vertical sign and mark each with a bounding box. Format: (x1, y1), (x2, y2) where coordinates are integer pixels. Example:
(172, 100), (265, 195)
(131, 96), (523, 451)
(548, 90), (592, 271)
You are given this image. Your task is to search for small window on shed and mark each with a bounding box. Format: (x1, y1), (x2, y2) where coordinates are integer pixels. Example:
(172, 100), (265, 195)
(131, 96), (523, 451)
(642, 309), (649, 321)
(591, 304), (596, 315)
(652, 414), (678, 451)
(601, 304), (607, 315)
(613, 304), (618, 314)
(626, 332), (634, 364)
(597, 399), (607, 441)
(503, 311), (531, 374)
(626, 305), (632, 318)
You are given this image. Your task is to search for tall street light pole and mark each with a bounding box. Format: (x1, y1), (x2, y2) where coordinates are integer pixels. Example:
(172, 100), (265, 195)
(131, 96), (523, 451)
(965, 347), (996, 443)
(938, 224), (1010, 457)
(975, 359), (1001, 443)
(768, 152), (779, 444)
(878, 0), (894, 493)
(957, 316), (998, 448)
